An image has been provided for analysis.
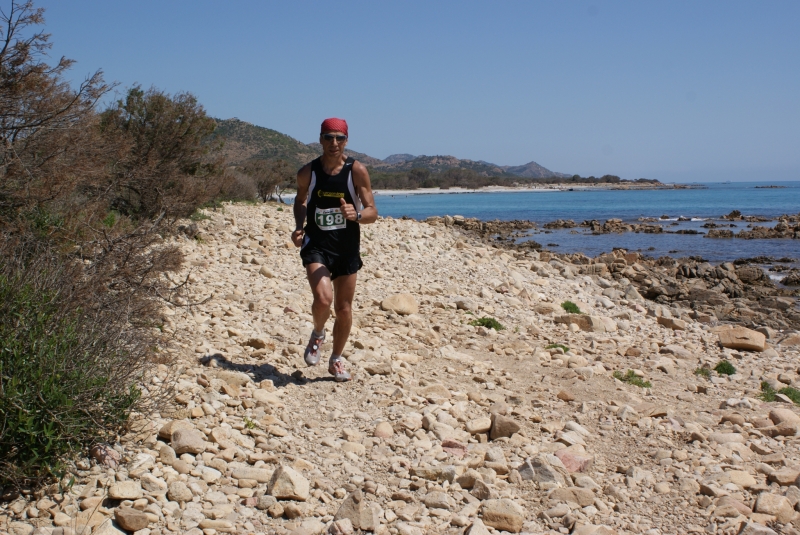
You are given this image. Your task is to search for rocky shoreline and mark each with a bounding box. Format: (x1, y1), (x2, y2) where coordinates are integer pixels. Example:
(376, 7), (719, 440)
(3, 203), (800, 535)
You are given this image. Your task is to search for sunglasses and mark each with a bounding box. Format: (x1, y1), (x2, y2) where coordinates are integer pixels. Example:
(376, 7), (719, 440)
(321, 133), (347, 143)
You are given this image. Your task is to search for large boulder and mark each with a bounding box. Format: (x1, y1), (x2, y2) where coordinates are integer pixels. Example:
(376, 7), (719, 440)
(480, 499), (525, 533)
(380, 293), (418, 315)
(717, 326), (766, 352)
(268, 465), (309, 501)
(554, 314), (606, 333)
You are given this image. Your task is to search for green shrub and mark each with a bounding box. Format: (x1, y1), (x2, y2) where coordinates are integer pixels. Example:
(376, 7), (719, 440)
(714, 360), (737, 376)
(760, 382), (777, 402)
(694, 367), (711, 378)
(545, 343), (570, 352)
(469, 317), (505, 330)
(561, 301), (582, 314)
(613, 370), (652, 388)
(0, 255), (162, 489)
(760, 382), (800, 405)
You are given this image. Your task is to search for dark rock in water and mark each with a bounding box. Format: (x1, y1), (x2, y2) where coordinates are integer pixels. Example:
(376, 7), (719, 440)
(706, 229), (734, 238)
(544, 219), (577, 229)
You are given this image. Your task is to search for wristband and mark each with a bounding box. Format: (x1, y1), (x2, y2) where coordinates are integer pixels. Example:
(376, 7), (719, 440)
(357, 212), (362, 221)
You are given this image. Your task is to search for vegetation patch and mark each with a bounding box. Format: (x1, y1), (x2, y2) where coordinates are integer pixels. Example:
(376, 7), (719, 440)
(545, 343), (569, 352)
(714, 360), (737, 376)
(613, 370), (652, 389)
(760, 382), (800, 404)
(694, 367), (711, 378)
(469, 317), (505, 331)
(561, 301), (583, 314)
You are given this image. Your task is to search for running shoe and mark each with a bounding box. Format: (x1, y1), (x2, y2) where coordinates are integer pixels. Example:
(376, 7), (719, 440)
(303, 330), (325, 366)
(328, 356), (352, 382)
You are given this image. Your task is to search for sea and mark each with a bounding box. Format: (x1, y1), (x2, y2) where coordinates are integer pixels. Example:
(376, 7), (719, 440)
(372, 181), (800, 275)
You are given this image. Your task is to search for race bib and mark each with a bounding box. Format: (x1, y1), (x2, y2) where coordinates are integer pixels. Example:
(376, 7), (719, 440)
(314, 207), (347, 231)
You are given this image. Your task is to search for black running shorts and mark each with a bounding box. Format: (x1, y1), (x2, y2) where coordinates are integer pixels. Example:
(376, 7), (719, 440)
(300, 243), (362, 280)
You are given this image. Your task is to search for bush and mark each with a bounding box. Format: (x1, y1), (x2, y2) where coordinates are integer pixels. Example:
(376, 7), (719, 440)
(545, 343), (569, 352)
(561, 301), (582, 314)
(760, 382), (800, 405)
(694, 367), (711, 378)
(613, 370), (652, 388)
(0, 247), (169, 489)
(469, 317), (505, 330)
(714, 360), (737, 376)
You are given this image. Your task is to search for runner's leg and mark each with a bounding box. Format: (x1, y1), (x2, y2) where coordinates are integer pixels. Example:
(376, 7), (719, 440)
(331, 273), (357, 356)
(306, 263), (333, 333)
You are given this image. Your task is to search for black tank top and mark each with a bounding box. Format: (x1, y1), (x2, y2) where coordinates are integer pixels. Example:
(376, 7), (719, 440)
(303, 156), (362, 253)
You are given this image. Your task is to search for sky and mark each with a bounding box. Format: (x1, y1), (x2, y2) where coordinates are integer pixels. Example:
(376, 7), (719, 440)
(29, 1), (800, 182)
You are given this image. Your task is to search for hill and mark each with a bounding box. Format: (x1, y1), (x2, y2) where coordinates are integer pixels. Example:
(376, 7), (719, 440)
(209, 118), (570, 179)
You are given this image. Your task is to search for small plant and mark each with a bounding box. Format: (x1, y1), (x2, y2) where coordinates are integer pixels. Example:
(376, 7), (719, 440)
(694, 367), (711, 378)
(760, 382), (800, 405)
(243, 416), (256, 430)
(614, 370), (652, 389)
(545, 343), (569, 352)
(190, 210), (210, 222)
(102, 210), (119, 228)
(277, 206), (284, 211)
(469, 317), (505, 330)
(561, 300), (582, 314)
(760, 382), (777, 402)
(714, 360), (737, 376)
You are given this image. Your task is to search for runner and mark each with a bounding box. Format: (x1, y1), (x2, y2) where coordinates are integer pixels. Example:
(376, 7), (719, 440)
(291, 118), (378, 382)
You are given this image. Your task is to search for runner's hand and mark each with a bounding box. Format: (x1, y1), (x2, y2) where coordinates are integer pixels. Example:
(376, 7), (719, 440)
(291, 229), (304, 247)
(339, 198), (357, 221)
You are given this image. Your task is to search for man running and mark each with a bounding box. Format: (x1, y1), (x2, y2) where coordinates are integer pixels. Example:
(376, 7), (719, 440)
(291, 118), (377, 382)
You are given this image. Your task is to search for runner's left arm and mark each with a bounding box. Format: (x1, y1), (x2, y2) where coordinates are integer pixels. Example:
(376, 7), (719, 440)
(339, 161), (378, 223)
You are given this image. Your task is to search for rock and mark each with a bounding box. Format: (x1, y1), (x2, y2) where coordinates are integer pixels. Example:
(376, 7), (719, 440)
(380, 293), (418, 315)
(268, 465), (310, 501)
(140, 473), (168, 494)
(554, 314), (607, 333)
(465, 519), (492, 535)
(480, 498), (525, 533)
(466, 417), (492, 434)
(518, 455), (567, 487)
(170, 428), (207, 454)
(167, 481), (193, 502)
(557, 390), (575, 402)
(374, 421), (394, 438)
(108, 480), (143, 500)
(657, 316), (687, 330)
(489, 414), (521, 440)
(423, 490), (452, 510)
(334, 490), (379, 531)
(364, 362), (392, 376)
(555, 449), (594, 473)
(471, 479), (494, 500)
(754, 492), (794, 523)
(157, 419), (194, 440)
(737, 523), (778, 535)
(232, 467), (273, 483)
(548, 487), (595, 507)
(718, 326), (766, 352)
(769, 408), (800, 425)
(115, 507), (150, 532)
(767, 467), (800, 486)
(328, 518), (354, 535)
(92, 519), (126, 535)
(243, 337), (269, 349)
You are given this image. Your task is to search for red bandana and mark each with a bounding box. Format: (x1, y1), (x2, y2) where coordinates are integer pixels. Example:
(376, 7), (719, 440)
(320, 118), (348, 137)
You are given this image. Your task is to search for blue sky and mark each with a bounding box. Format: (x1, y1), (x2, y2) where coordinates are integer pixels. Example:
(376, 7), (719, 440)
(33, 1), (800, 182)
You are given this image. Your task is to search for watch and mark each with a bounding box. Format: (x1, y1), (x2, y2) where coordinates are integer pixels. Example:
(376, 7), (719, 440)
(356, 211), (362, 221)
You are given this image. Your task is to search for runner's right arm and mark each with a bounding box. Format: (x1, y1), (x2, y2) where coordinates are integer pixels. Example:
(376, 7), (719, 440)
(291, 164), (312, 247)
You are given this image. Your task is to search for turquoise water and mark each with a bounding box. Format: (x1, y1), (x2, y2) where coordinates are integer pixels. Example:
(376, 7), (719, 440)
(374, 181), (800, 263)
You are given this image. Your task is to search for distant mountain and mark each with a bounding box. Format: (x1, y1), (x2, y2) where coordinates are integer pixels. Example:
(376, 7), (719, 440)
(383, 153), (416, 164)
(502, 161), (570, 179)
(210, 118), (569, 178)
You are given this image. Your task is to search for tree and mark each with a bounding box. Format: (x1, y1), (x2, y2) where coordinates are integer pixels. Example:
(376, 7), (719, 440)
(242, 158), (293, 202)
(99, 85), (222, 219)
(0, 0), (109, 222)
